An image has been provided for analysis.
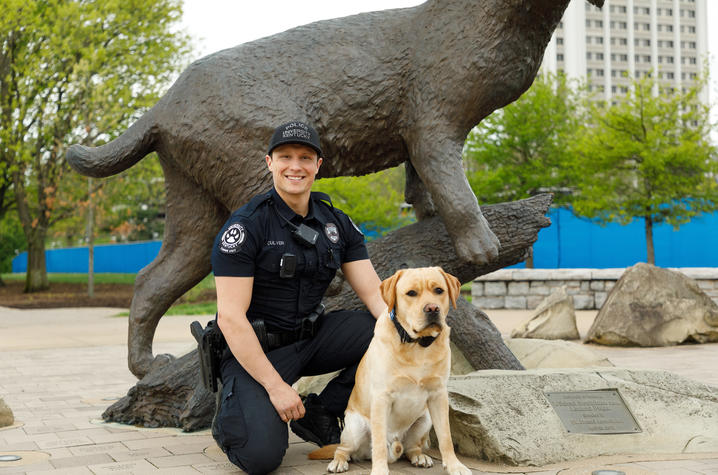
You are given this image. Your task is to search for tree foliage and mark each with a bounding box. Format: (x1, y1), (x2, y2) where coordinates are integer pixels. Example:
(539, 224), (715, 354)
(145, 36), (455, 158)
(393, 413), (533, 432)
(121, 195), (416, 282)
(313, 166), (412, 237)
(0, 0), (189, 291)
(463, 72), (584, 206)
(570, 76), (718, 264)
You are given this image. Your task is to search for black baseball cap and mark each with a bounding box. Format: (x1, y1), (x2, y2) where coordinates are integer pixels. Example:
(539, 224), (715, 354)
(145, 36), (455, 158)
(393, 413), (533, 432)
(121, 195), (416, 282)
(267, 121), (323, 157)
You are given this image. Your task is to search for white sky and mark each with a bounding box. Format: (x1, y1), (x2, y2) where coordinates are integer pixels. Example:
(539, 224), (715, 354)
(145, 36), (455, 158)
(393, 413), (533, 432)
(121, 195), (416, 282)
(180, 0), (718, 131)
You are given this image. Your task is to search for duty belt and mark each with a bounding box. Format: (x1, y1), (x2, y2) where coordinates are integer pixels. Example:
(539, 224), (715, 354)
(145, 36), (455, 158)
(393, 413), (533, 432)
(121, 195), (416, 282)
(252, 302), (326, 353)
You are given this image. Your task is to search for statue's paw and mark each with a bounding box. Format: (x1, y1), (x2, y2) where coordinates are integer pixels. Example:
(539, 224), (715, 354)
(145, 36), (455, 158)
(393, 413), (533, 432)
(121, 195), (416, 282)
(454, 229), (500, 267)
(149, 353), (175, 372)
(410, 452), (434, 467)
(131, 353), (175, 379)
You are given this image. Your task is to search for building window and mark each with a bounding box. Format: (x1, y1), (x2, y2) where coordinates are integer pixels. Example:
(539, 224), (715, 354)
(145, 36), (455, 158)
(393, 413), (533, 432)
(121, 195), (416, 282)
(557, 37), (564, 45)
(557, 53), (564, 62)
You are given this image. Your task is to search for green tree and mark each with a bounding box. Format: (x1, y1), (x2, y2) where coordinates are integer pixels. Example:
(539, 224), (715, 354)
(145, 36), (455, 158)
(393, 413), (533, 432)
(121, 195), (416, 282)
(313, 166), (412, 237)
(571, 76), (718, 265)
(463, 72), (585, 206)
(1, 0), (189, 291)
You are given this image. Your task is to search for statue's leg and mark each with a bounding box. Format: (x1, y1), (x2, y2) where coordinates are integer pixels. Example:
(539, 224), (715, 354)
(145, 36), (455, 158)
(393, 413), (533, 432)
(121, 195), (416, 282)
(404, 161), (436, 220)
(406, 131), (500, 266)
(128, 166), (228, 379)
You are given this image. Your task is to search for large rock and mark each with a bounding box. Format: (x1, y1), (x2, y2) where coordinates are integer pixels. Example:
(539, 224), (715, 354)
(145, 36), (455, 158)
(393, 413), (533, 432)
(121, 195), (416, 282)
(586, 263), (718, 346)
(511, 286), (580, 340)
(447, 368), (718, 466)
(0, 397), (13, 427)
(504, 338), (613, 369)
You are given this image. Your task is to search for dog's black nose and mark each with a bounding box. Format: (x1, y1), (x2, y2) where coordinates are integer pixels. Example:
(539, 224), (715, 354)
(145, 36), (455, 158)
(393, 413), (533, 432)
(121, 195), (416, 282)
(424, 303), (439, 314)
(424, 303), (441, 324)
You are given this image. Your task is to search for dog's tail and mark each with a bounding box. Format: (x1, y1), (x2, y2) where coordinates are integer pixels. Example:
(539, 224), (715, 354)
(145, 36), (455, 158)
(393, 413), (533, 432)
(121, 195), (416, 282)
(66, 106), (158, 178)
(307, 444), (339, 460)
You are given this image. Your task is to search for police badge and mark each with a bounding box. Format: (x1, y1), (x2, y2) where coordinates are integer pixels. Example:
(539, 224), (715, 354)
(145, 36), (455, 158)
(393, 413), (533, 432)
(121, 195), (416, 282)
(325, 223), (340, 243)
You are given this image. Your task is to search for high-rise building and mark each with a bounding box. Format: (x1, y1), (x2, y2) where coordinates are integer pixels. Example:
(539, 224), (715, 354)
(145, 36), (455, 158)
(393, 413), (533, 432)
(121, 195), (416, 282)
(542, 0), (709, 101)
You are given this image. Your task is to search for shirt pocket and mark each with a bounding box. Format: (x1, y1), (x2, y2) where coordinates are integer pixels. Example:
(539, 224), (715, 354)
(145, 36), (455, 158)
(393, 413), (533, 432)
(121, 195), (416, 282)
(256, 249), (283, 275)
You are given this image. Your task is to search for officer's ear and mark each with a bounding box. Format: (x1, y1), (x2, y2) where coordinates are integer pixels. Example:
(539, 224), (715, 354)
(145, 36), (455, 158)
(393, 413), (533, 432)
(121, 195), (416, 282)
(265, 154), (272, 169)
(316, 157), (323, 173)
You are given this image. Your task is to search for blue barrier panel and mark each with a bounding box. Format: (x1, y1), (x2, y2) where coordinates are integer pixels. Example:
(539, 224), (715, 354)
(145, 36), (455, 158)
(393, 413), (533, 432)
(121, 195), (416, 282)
(10, 210), (718, 272)
(12, 241), (162, 274)
(511, 208), (718, 269)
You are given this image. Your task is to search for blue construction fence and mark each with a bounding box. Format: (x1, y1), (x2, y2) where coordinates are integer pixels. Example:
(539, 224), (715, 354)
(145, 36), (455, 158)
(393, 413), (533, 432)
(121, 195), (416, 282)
(10, 209), (718, 273)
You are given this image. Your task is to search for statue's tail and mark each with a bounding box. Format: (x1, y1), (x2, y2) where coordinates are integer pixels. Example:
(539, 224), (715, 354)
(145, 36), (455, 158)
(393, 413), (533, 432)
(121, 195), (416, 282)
(67, 107), (158, 178)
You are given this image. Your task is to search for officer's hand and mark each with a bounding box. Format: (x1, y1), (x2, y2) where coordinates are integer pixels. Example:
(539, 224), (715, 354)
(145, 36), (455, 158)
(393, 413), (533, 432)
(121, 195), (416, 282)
(267, 382), (305, 423)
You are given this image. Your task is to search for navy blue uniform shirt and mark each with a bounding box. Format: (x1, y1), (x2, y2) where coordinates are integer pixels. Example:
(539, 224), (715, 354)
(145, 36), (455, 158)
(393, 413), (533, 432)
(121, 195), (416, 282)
(211, 188), (368, 332)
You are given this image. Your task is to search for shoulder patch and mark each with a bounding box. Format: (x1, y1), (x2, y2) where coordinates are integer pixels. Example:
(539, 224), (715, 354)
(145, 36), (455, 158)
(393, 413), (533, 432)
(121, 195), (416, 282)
(219, 223), (246, 254)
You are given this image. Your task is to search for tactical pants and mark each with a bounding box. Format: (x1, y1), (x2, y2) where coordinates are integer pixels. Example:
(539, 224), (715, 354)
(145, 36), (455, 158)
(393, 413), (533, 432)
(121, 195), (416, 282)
(212, 309), (375, 474)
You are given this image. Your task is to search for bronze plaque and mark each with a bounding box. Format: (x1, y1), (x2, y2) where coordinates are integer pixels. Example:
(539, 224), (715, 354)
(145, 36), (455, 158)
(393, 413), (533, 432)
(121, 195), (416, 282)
(544, 389), (641, 434)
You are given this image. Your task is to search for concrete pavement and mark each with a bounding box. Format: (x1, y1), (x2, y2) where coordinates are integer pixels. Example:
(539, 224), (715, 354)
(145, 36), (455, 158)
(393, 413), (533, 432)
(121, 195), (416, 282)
(1, 306), (717, 474)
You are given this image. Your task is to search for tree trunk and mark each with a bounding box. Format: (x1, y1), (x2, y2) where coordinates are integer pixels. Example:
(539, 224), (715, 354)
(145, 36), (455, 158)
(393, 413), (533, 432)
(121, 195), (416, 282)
(102, 194), (552, 431)
(25, 233), (49, 292)
(645, 215), (654, 265)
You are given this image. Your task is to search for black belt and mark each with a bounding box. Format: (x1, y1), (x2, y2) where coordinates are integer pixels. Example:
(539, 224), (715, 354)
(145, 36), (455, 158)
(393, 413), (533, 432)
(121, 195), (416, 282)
(251, 303), (325, 353)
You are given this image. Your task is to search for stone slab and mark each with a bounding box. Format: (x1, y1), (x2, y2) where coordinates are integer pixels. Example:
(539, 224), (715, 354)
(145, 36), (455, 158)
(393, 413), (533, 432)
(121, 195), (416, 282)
(447, 368), (718, 466)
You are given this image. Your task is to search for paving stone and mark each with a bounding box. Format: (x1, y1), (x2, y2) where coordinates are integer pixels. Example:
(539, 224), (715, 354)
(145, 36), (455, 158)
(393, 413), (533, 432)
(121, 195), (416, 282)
(86, 430), (147, 444)
(37, 436), (94, 449)
(147, 453), (213, 468)
(0, 462), (55, 474)
(107, 447), (172, 462)
(164, 440), (214, 455)
(192, 461), (241, 474)
(69, 443), (126, 456)
(51, 454), (114, 469)
(27, 467), (94, 475)
(87, 459), (159, 474)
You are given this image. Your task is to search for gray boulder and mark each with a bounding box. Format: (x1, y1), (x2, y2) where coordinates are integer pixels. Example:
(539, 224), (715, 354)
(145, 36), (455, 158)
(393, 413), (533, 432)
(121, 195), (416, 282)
(0, 397), (13, 428)
(511, 286), (580, 340)
(504, 338), (613, 369)
(586, 263), (718, 346)
(447, 368), (718, 466)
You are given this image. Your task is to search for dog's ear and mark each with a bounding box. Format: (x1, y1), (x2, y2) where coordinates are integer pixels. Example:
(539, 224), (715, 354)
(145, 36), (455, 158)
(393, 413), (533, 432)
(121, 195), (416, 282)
(438, 268), (461, 309)
(380, 269), (404, 310)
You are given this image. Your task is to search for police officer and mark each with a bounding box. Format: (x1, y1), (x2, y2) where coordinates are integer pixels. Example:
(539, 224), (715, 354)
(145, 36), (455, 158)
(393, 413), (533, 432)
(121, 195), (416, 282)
(211, 121), (385, 474)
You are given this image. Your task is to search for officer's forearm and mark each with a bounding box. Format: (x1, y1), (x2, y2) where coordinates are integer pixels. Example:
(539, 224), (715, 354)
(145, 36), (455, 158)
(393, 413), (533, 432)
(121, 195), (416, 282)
(218, 313), (285, 391)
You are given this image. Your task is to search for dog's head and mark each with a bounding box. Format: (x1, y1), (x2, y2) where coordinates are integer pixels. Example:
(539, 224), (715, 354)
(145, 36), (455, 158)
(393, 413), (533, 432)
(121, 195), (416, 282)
(380, 267), (461, 340)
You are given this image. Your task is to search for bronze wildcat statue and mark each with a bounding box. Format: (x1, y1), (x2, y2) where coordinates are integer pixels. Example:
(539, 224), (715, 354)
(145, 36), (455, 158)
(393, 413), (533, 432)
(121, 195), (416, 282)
(67, 0), (602, 378)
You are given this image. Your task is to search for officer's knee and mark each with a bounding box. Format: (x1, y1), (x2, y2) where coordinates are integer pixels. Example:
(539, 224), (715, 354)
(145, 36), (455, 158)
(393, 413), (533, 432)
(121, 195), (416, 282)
(226, 443), (286, 475)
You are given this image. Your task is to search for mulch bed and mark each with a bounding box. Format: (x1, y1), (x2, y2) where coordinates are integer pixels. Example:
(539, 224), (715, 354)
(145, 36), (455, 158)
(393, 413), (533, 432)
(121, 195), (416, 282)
(0, 281), (135, 308)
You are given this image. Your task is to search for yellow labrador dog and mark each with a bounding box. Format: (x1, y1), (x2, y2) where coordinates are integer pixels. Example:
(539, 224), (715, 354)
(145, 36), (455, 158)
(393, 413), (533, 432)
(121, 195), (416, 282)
(310, 267), (471, 475)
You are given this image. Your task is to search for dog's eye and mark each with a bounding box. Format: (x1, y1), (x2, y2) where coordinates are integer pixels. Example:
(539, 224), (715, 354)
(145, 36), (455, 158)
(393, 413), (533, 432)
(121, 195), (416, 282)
(406, 290), (417, 297)
(434, 287), (444, 294)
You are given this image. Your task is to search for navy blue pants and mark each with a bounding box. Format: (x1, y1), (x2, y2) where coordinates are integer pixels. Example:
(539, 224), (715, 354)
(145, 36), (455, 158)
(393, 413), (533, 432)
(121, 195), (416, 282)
(212, 310), (375, 474)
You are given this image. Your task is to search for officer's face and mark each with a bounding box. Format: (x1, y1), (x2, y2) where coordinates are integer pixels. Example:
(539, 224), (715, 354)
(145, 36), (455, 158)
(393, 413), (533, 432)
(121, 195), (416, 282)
(266, 144), (322, 199)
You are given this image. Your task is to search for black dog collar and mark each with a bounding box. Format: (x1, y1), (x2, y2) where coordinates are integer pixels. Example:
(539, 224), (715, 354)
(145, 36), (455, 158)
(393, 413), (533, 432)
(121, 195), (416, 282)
(389, 308), (436, 348)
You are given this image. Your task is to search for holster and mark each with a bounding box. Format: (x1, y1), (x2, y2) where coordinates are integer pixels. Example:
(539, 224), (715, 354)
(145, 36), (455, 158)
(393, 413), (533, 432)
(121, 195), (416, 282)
(190, 319), (225, 393)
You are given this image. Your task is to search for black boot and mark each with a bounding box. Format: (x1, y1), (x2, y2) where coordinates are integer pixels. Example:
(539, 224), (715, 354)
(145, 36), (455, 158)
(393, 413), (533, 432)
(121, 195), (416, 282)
(290, 393), (342, 446)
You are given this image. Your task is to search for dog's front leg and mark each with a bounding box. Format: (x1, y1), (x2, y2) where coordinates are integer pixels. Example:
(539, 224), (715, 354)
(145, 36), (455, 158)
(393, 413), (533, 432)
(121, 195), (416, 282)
(427, 392), (471, 475)
(369, 394), (391, 475)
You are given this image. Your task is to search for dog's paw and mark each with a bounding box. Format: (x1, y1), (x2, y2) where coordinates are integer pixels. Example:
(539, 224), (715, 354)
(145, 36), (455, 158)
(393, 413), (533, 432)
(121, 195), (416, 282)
(444, 461), (472, 475)
(327, 458), (348, 473)
(410, 453), (434, 468)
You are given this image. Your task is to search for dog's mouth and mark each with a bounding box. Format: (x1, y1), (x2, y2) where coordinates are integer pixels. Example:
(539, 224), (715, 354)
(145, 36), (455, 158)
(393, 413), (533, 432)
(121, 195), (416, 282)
(412, 322), (443, 338)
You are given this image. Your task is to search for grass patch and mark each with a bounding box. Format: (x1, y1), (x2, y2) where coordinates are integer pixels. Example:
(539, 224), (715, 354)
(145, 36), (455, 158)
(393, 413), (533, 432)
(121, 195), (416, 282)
(460, 282), (472, 303)
(1, 272), (137, 285)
